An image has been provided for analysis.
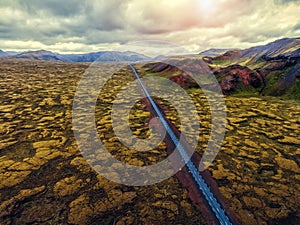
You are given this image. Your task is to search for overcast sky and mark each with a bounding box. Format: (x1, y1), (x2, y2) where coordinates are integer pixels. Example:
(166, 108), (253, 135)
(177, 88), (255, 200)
(0, 0), (299, 55)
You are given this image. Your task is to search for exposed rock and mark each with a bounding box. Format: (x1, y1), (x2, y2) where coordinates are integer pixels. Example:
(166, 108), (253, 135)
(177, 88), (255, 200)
(0, 158), (16, 172)
(33, 140), (61, 149)
(227, 117), (248, 125)
(180, 200), (194, 217)
(265, 206), (290, 219)
(260, 131), (283, 139)
(251, 108), (282, 120)
(152, 200), (178, 213)
(0, 105), (16, 113)
(212, 164), (229, 179)
(68, 194), (93, 225)
(242, 196), (263, 208)
(7, 161), (35, 171)
(39, 116), (55, 122)
(116, 216), (135, 225)
(70, 157), (93, 173)
(0, 186), (45, 218)
(0, 171), (31, 189)
(54, 176), (84, 197)
(278, 136), (300, 145)
(244, 139), (260, 149)
(237, 209), (257, 225)
(35, 148), (62, 160)
(275, 157), (299, 172)
(254, 187), (266, 196)
(18, 202), (58, 224)
(95, 189), (137, 213)
(39, 98), (59, 107)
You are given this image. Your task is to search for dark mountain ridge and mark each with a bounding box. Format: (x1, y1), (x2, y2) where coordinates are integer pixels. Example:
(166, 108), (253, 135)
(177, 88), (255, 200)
(213, 38), (300, 63)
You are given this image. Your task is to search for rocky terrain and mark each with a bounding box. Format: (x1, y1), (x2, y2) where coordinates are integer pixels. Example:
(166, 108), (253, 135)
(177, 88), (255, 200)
(143, 38), (300, 99)
(0, 58), (299, 225)
(205, 38), (300, 98)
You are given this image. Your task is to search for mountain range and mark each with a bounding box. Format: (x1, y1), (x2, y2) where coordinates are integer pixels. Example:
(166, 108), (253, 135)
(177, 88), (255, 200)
(207, 37), (300, 97)
(144, 37), (300, 98)
(1, 37), (299, 98)
(0, 50), (6, 56)
(0, 50), (18, 56)
(199, 48), (238, 57)
(0, 50), (151, 62)
(210, 37), (300, 64)
(2, 38), (298, 64)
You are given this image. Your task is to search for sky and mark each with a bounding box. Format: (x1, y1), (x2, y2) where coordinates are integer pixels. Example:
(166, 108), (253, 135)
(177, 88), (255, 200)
(0, 0), (299, 56)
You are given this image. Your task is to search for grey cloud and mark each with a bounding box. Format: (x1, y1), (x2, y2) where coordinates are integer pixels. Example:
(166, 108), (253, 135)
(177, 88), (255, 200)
(293, 23), (300, 31)
(18, 0), (85, 17)
(81, 29), (134, 45)
(0, 0), (298, 53)
(84, 0), (129, 31)
(227, 25), (290, 44)
(0, 0), (130, 45)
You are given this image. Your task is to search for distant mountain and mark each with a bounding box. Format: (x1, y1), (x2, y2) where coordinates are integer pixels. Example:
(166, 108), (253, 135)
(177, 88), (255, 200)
(240, 37), (300, 61)
(199, 48), (237, 57)
(0, 50), (20, 56)
(12, 50), (151, 62)
(153, 55), (167, 60)
(213, 38), (300, 64)
(6, 51), (19, 56)
(16, 50), (68, 61)
(0, 50), (7, 56)
(64, 51), (151, 62)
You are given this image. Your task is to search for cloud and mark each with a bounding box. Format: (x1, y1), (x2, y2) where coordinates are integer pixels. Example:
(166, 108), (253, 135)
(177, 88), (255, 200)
(18, 0), (84, 17)
(274, 0), (300, 4)
(0, 0), (299, 54)
(125, 0), (258, 34)
(294, 23), (300, 31)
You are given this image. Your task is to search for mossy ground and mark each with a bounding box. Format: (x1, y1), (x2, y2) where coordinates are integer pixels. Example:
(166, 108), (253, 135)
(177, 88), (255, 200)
(0, 59), (299, 225)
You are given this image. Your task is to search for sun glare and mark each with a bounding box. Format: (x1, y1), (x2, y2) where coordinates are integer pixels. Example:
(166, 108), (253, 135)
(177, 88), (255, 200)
(197, 0), (217, 14)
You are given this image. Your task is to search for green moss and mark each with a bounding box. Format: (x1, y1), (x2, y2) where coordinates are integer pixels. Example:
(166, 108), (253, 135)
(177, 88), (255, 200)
(288, 79), (300, 100)
(229, 83), (260, 97)
(263, 67), (294, 96)
(211, 59), (232, 66)
(248, 61), (267, 70)
(212, 60), (225, 65)
(142, 70), (181, 79)
(230, 92), (260, 98)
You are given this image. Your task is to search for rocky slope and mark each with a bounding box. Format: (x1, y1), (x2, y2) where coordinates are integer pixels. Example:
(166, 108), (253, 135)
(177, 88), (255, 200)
(212, 38), (300, 64)
(208, 38), (300, 97)
(144, 38), (300, 98)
